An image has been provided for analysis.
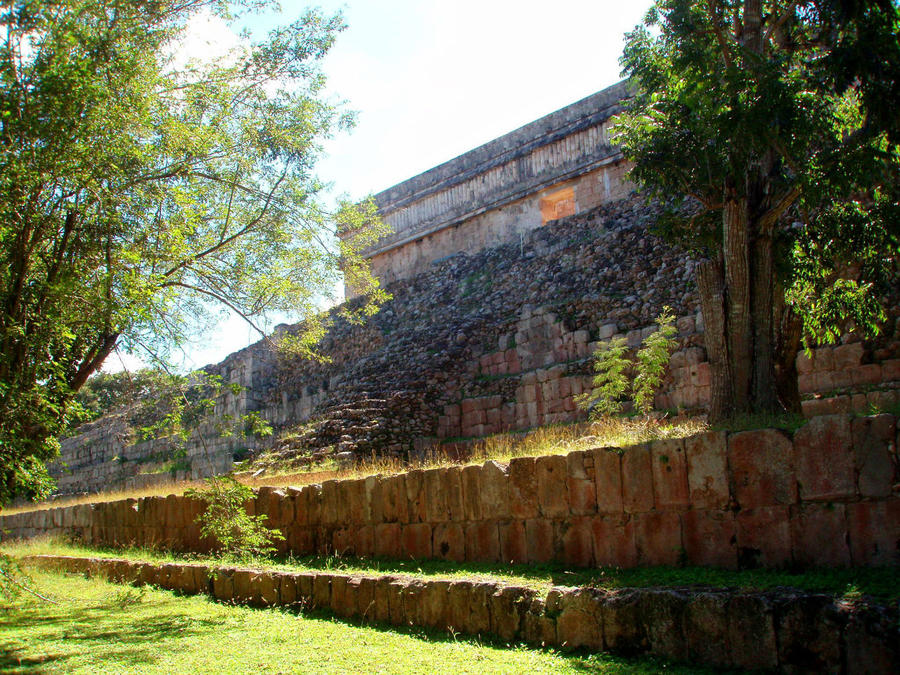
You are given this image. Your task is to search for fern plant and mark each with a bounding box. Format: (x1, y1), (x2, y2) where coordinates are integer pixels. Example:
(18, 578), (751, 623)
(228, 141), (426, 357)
(575, 336), (630, 416)
(632, 308), (678, 415)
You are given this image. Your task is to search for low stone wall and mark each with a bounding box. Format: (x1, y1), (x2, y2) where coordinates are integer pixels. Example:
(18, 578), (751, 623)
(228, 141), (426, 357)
(27, 554), (899, 673)
(5, 415), (898, 570)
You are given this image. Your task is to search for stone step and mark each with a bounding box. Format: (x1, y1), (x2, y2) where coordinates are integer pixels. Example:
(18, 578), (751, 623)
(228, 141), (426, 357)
(26, 554), (899, 674)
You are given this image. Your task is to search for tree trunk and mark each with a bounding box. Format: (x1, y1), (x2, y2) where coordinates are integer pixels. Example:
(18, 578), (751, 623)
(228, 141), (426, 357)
(775, 302), (803, 414)
(696, 258), (733, 423)
(723, 191), (753, 414)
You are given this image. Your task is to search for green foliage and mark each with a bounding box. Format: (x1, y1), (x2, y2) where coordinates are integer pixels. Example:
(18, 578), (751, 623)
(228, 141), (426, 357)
(0, 1), (388, 503)
(612, 0), (900, 419)
(575, 337), (630, 416)
(71, 369), (167, 427)
(577, 308), (678, 418)
(185, 475), (283, 561)
(0, 549), (26, 602)
(633, 309), (677, 415)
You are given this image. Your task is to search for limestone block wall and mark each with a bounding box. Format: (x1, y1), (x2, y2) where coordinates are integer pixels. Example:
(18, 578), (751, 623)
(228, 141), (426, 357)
(343, 82), (632, 291)
(29, 555), (900, 673)
(6, 415), (898, 570)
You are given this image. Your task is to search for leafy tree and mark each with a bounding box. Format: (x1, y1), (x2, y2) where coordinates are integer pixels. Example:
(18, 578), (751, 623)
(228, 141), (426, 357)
(0, 1), (388, 503)
(613, 0), (900, 422)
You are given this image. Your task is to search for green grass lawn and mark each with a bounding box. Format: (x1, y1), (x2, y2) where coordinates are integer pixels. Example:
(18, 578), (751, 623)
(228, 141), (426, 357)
(1, 568), (715, 675)
(7, 536), (898, 602)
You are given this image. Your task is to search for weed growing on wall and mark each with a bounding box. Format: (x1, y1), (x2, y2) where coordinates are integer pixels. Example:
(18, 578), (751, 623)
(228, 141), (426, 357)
(577, 308), (678, 418)
(185, 476), (283, 562)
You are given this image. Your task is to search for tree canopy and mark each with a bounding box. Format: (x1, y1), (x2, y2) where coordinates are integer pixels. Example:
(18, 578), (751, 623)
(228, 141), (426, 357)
(614, 0), (900, 421)
(0, 0), (387, 503)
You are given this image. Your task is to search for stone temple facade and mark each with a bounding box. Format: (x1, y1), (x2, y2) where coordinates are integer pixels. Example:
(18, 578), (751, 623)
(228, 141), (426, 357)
(342, 81), (633, 291)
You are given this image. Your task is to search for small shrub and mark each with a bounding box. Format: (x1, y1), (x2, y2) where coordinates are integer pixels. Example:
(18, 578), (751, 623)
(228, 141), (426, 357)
(577, 307), (678, 419)
(185, 475), (284, 562)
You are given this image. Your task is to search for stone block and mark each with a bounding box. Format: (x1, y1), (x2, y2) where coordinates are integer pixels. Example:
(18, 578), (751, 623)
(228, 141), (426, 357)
(461, 465), (482, 521)
(681, 510), (737, 568)
(566, 451), (596, 515)
(684, 592), (730, 666)
(374, 522), (401, 559)
(650, 439), (690, 511)
(847, 500), (900, 566)
(444, 466), (465, 521)
(621, 444), (654, 513)
(560, 517), (594, 568)
(212, 568), (234, 602)
(525, 518), (556, 564)
(794, 415), (855, 501)
(727, 595), (777, 670)
(312, 574), (332, 610)
(790, 503), (851, 567)
(387, 580), (407, 626)
(843, 602), (900, 675)
(601, 589), (647, 654)
(851, 414), (896, 498)
(381, 474), (408, 524)
(490, 586), (533, 642)
(479, 461), (509, 519)
(422, 580), (451, 630)
(556, 588), (603, 650)
(634, 512), (682, 566)
(498, 520), (527, 564)
(591, 515), (637, 568)
(508, 457), (539, 519)
(364, 476), (382, 525)
(433, 522), (465, 562)
(735, 505), (792, 568)
(465, 521), (500, 563)
(774, 594), (843, 672)
(535, 454), (569, 518)
(356, 524), (375, 557)
(522, 597), (557, 646)
(592, 447), (623, 514)
(250, 571), (279, 607)
(401, 523), (433, 559)
(640, 589), (689, 662)
(447, 581), (473, 633)
(320, 480), (340, 526)
(404, 470), (426, 523)
(684, 431), (729, 510)
(357, 577), (376, 622)
(373, 577), (393, 623)
(278, 572), (298, 607)
(728, 429), (796, 508)
(422, 468), (448, 523)
(466, 582), (494, 636)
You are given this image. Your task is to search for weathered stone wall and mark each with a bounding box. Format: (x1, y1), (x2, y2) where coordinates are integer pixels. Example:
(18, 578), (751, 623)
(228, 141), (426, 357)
(344, 82), (632, 290)
(45, 193), (900, 496)
(29, 554), (899, 673)
(8, 415), (899, 570)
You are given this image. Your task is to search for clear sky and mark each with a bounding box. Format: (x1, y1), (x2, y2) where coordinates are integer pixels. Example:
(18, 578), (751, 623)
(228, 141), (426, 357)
(110, 0), (655, 373)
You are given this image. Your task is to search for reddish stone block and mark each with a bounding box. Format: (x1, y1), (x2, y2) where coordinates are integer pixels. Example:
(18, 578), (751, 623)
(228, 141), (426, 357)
(525, 518), (556, 564)
(320, 480), (340, 526)
(465, 520), (500, 563)
(433, 522), (466, 562)
(561, 516), (594, 568)
(790, 503), (851, 567)
(851, 415), (896, 498)
(332, 527), (355, 555)
(373, 577), (393, 623)
(735, 505), (792, 568)
(250, 572), (279, 607)
(508, 457), (539, 519)
(479, 461), (510, 519)
(684, 431), (729, 509)
(381, 474), (408, 524)
(357, 577), (376, 622)
(460, 464), (483, 521)
(640, 589), (689, 662)
(650, 439), (690, 511)
(422, 580), (451, 630)
(566, 451), (597, 515)
(490, 586), (533, 642)
(401, 523), (432, 559)
(447, 581), (473, 633)
(847, 501), (900, 566)
(592, 447), (623, 514)
(345, 479), (367, 524)
(522, 596), (557, 646)
(466, 582), (494, 635)
(444, 466), (465, 521)
(591, 515), (637, 568)
(681, 510), (737, 568)
(423, 468), (448, 522)
(387, 580), (407, 626)
(535, 455), (569, 517)
(404, 470), (426, 524)
(622, 444), (654, 513)
(356, 524), (374, 557)
(279, 573), (298, 607)
(728, 429), (796, 508)
(499, 520), (528, 564)
(374, 522), (401, 559)
(794, 415), (855, 501)
(364, 476), (382, 524)
(634, 512), (683, 566)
